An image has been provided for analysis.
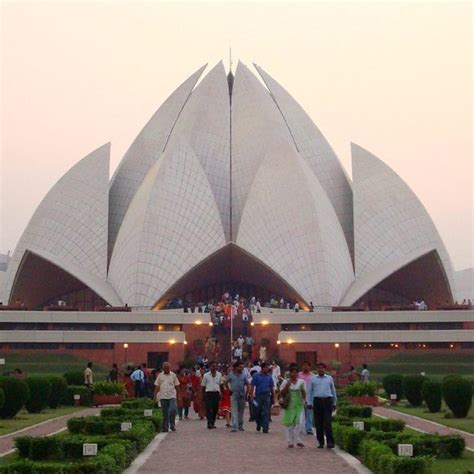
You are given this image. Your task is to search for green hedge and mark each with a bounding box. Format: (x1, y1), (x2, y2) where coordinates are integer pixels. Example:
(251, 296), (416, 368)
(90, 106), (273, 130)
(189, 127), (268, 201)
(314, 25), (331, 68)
(345, 382), (377, 396)
(402, 375), (426, 407)
(61, 386), (92, 407)
(421, 379), (442, 413)
(334, 416), (405, 432)
(360, 439), (433, 474)
(334, 422), (465, 459)
(337, 405), (372, 418)
(100, 406), (162, 432)
(442, 375), (473, 418)
(93, 381), (126, 396)
(68, 417), (122, 435)
(382, 374), (404, 401)
(63, 371), (84, 386)
(25, 376), (52, 413)
(121, 398), (156, 410)
(0, 376), (30, 419)
(46, 376), (68, 409)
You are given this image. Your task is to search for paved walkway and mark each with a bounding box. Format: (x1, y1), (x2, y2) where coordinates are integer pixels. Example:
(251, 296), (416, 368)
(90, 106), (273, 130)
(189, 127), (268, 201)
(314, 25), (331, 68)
(131, 414), (358, 474)
(0, 407), (101, 456)
(373, 406), (474, 450)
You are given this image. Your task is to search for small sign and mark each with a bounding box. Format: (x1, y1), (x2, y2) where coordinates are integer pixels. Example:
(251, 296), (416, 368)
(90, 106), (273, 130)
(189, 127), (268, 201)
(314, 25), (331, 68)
(420, 372), (426, 377)
(353, 421), (365, 431)
(121, 422), (132, 432)
(398, 444), (413, 457)
(144, 409), (153, 417)
(83, 443), (98, 456)
(0, 359), (5, 365)
(73, 394), (81, 400)
(390, 394), (398, 400)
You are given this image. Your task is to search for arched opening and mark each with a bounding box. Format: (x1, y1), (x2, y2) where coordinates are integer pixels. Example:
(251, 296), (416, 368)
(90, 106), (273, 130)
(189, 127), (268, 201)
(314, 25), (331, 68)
(9, 251), (107, 310)
(153, 243), (307, 309)
(356, 250), (453, 309)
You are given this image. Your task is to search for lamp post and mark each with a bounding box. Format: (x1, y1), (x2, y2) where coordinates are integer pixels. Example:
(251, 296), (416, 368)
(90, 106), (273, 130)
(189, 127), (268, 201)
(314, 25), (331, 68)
(123, 343), (128, 366)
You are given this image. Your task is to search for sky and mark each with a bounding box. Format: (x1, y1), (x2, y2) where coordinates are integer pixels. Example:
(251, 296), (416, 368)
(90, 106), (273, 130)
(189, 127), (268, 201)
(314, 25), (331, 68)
(1, 1), (472, 271)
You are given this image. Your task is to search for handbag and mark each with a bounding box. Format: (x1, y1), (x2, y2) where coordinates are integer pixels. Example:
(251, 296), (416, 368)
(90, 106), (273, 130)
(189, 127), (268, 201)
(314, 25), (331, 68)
(278, 388), (291, 409)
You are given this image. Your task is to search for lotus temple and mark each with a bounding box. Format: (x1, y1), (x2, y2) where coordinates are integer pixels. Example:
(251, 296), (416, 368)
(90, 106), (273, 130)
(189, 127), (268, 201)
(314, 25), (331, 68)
(0, 61), (472, 369)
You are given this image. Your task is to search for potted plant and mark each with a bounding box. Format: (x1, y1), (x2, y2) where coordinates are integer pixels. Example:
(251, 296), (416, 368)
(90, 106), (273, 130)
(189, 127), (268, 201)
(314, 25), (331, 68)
(345, 382), (379, 406)
(92, 382), (126, 406)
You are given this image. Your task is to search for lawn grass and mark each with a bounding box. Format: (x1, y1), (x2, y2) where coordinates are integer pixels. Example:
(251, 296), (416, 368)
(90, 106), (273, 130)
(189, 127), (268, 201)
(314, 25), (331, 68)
(432, 449), (474, 474)
(390, 400), (474, 434)
(0, 352), (109, 380)
(0, 453), (18, 465)
(0, 406), (83, 436)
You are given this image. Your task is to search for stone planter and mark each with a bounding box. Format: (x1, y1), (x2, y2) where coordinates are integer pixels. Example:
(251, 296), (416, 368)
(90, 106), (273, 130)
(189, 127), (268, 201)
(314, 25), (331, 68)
(93, 394), (123, 406)
(348, 396), (379, 407)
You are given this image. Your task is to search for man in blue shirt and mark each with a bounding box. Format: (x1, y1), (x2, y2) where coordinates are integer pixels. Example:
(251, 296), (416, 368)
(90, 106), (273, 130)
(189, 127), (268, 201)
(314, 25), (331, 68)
(251, 362), (275, 433)
(306, 362), (337, 448)
(130, 366), (145, 398)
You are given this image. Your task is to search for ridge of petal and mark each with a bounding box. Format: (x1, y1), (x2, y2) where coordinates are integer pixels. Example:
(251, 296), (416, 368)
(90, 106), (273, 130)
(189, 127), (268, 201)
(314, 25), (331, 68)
(253, 63), (354, 258)
(108, 137), (227, 307)
(108, 64), (207, 259)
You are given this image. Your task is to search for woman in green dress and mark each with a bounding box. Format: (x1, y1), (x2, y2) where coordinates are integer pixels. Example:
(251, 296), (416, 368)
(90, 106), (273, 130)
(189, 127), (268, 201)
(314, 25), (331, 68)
(280, 363), (307, 448)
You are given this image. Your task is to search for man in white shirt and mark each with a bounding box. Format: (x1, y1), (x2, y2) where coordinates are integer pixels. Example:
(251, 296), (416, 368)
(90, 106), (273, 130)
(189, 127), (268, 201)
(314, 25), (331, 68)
(201, 361), (223, 429)
(154, 362), (179, 432)
(237, 335), (245, 349)
(360, 364), (370, 384)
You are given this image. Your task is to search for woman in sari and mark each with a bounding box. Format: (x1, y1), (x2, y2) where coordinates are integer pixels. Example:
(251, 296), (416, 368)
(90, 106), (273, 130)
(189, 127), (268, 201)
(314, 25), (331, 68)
(190, 366), (206, 419)
(280, 363), (306, 448)
(176, 367), (191, 420)
(218, 366), (231, 427)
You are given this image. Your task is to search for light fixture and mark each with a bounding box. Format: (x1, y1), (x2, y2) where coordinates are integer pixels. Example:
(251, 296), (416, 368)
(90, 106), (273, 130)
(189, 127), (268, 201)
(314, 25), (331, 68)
(169, 339), (175, 345)
(394, 344), (399, 348)
(276, 340), (281, 345)
(262, 320), (269, 325)
(123, 343), (128, 349)
(208, 322), (213, 326)
(250, 322), (255, 326)
(195, 320), (202, 325)
(449, 343), (454, 348)
(334, 343), (340, 348)
(287, 339), (293, 344)
(183, 341), (188, 345)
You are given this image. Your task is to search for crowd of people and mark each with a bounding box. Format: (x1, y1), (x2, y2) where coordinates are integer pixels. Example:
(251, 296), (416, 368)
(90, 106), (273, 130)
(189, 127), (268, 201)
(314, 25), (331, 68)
(151, 359), (340, 449)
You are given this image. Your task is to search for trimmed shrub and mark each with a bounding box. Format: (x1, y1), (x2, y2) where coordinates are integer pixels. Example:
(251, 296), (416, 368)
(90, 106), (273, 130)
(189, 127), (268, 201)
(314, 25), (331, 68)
(337, 404), (372, 418)
(46, 376), (67, 409)
(121, 398), (156, 410)
(334, 424), (366, 454)
(61, 385), (92, 406)
(63, 370), (83, 386)
(15, 436), (62, 460)
(360, 439), (433, 474)
(60, 435), (136, 461)
(101, 443), (128, 471)
(93, 381), (126, 395)
(0, 376), (30, 419)
(345, 382), (377, 397)
(68, 416), (122, 435)
(402, 375), (426, 407)
(382, 374), (403, 401)
(421, 379), (442, 413)
(25, 376), (52, 413)
(442, 375), (473, 418)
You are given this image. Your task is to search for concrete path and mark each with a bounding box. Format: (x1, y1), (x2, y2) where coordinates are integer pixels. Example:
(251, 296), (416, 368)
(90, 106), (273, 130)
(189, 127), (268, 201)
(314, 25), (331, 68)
(0, 407), (101, 456)
(373, 406), (474, 450)
(131, 414), (358, 474)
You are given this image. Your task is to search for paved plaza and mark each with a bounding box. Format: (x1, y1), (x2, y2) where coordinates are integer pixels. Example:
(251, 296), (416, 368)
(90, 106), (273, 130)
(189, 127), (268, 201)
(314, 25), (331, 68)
(129, 414), (358, 474)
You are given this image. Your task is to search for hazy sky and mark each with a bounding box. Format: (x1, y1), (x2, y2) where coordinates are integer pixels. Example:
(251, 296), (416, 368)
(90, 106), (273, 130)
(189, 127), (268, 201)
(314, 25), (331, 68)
(1, 1), (472, 270)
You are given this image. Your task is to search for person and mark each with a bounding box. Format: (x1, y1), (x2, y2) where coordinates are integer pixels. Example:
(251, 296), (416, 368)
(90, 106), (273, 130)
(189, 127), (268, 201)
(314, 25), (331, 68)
(347, 366), (358, 384)
(218, 366), (231, 427)
(227, 361), (249, 432)
(256, 299), (262, 313)
(154, 362), (179, 432)
(271, 360), (281, 387)
(298, 361), (314, 435)
(251, 362), (275, 433)
(142, 363), (151, 397)
(84, 362), (93, 387)
(190, 366), (206, 419)
(177, 367), (191, 420)
(237, 335), (245, 349)
(360, 364), (370, 383)
(123, 365), (134, 397)
(108, 363), (119, 382)
(281, 364), (306, 448)
(306, 363), (337, 449)
(309, 301), (315, 312)
(201, 361), (223, 429)
(294, 302), (299, 312)
(233, 345), (242, 360)
(259, 345), (267, 362)
(131, 366), (145, 398)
